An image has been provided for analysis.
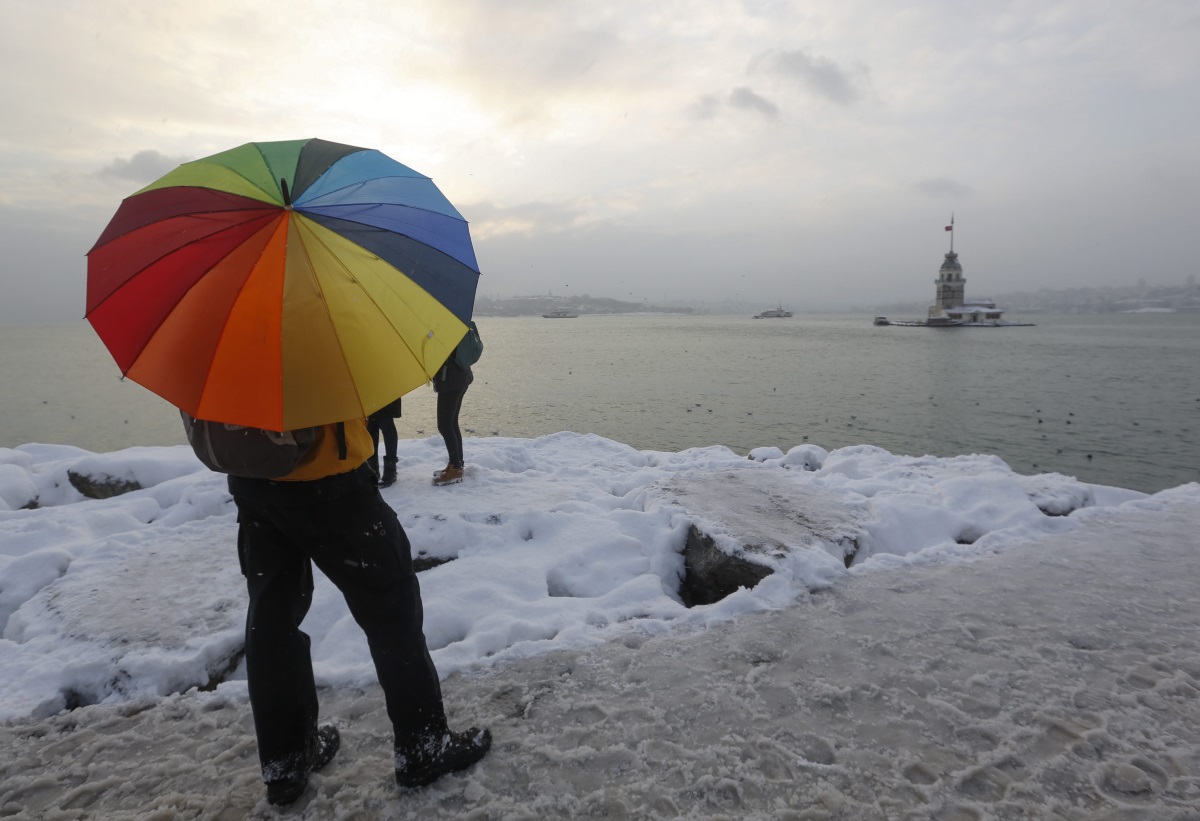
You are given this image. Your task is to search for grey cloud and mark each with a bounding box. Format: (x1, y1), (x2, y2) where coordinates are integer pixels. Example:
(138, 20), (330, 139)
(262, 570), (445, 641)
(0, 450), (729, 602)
(766, 49), (859, 104)
(914, 178), (974, 199)
(686, 88), (779, 122)
(687, 94), (723, 121)
(97, 150), (184, 183)
(543, 28), (616, 79)
(729, 87), (780, 120)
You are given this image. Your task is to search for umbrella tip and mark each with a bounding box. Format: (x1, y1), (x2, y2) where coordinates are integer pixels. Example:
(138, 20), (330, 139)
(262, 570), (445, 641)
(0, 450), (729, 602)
(281, 177), (292, 207)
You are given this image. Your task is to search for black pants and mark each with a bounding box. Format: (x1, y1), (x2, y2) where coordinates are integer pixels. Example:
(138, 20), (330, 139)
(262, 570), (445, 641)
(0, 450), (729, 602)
(230, 466), (447, 781)
(436, 388), (467, 468)
(368, 413), (398, 460)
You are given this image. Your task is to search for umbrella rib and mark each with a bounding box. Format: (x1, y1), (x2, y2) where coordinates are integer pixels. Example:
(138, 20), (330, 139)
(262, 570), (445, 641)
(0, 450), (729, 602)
(161, 157), (283, 207)
(298, 177), (467, 223)
(306, 205), (473, 263)
(295, 219), (431, 397)
(89, 192), (278, 252)
(308, 200), (469, 227)
(191, 218), (291, 424)
(293, 222), (376, 417)
(248, 143), (288, 203)
(301, 204), (478, 279)
(85, 216), (277, 321)
(97, 217), (282, 398)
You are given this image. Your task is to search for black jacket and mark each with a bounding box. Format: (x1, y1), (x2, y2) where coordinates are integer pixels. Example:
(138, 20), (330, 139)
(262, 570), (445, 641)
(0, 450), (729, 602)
(433, 355), (473, 394)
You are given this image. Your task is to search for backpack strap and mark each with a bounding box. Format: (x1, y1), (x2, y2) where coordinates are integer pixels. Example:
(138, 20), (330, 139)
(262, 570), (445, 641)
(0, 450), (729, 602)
(335, 421), (347, 460)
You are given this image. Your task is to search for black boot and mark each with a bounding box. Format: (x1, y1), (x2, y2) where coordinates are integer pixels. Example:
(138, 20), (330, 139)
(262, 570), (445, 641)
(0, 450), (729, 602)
(265, 724), (341, 806)
(379, 456), (398, 488)
(395, 727), (492, 789)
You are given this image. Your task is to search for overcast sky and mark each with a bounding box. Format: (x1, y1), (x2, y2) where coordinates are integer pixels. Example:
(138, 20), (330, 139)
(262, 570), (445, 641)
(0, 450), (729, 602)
(2, 0), (1197, 322)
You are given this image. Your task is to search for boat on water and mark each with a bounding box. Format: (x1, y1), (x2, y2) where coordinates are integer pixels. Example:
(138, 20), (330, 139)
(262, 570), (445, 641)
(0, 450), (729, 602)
(753, 305), (793, 319)
(542, 308), (579, 318)
(873, 316), (890, 326)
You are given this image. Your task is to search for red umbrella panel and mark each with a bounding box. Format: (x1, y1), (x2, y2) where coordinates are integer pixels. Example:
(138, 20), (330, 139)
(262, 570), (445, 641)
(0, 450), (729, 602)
(86, 138), (480, 431)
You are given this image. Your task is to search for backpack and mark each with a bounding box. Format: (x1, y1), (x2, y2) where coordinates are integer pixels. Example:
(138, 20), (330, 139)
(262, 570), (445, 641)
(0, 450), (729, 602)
(454, 321), (484, 368)
(180, 411), (321, 479)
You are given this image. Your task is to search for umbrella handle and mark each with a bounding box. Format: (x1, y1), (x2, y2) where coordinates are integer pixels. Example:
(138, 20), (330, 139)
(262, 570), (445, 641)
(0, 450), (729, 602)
(281, 178), (292, 207)
(422, 330), (435, 379)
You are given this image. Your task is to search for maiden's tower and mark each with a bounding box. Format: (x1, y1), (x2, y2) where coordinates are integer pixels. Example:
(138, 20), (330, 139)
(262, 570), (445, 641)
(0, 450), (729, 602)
(926, 216), (1006, 326)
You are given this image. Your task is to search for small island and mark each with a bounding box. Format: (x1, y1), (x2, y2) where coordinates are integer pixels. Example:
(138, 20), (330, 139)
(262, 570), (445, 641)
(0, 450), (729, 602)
(875, 219), (1033, 328)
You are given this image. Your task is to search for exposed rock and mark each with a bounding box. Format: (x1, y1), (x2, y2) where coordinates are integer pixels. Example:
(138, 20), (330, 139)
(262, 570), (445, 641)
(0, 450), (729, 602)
(67, 470), (143, 500)
(680, 525), (773, 607)
(653, 468), (866, 607)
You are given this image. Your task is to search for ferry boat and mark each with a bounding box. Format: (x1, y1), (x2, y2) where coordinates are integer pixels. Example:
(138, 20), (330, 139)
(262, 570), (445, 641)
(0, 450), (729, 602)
(542, 307), (579, 318)
(753, 305), (793, 319)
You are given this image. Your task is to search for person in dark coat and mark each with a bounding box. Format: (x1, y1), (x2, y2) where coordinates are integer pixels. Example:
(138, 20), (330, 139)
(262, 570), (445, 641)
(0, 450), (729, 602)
(431, 349), (473, 486)
(228, 420), (491, 805)
(368, 396), (402, 487)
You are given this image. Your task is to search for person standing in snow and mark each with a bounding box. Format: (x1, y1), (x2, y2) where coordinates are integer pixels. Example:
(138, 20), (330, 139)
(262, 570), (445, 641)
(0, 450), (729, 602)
(431, 345), (473, 486)
(368, 396), (402, 488)
(226, 418), (491, 806)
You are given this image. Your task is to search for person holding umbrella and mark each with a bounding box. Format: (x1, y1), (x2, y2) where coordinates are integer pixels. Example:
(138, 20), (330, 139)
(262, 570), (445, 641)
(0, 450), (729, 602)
(226, 419), (491, 803)
(86, 139), (491, 805)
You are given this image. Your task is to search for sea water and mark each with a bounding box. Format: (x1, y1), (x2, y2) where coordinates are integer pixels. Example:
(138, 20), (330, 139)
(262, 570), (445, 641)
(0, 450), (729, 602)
(2, 314), (1198, 494)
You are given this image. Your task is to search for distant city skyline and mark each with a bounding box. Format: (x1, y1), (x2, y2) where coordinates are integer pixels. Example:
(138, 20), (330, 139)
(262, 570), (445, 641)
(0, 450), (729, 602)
(467, 275), (1200, 318)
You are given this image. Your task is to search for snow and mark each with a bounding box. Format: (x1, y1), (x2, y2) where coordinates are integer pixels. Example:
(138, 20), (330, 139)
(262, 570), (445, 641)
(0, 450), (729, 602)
(1, 432), (1198, 818)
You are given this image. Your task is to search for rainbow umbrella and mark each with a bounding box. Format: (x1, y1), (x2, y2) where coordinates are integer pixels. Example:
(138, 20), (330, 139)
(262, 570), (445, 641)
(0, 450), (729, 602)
(86, 138), (479, 431)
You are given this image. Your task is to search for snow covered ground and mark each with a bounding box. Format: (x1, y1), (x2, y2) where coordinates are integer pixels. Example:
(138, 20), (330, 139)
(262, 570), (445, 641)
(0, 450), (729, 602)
(1, 433), (1197, 818)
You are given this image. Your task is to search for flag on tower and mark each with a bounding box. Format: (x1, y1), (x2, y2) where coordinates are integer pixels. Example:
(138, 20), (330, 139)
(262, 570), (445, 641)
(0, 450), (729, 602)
(945, 224), (953, 231)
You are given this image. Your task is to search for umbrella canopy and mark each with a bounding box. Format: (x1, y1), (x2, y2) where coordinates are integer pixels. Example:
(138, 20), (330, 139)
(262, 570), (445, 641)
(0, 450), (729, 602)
(86, 138), (479, 431)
